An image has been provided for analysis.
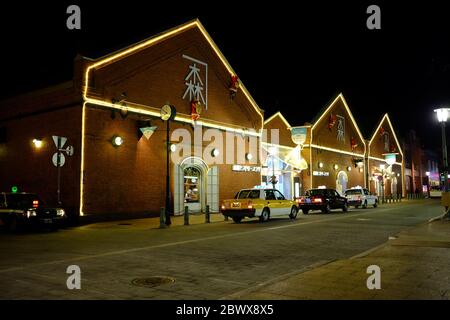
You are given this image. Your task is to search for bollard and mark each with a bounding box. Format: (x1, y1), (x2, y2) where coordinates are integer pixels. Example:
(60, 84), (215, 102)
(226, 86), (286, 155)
(205, 205), (210, 223)
(160, 207), (166, 228)
(184, 206), (189, 226)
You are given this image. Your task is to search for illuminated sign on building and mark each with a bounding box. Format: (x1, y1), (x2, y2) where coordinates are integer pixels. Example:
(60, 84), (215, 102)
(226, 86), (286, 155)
(337, 115), (345, 142)
(313, 171), (330, 177)
(182, 55), (208, 109)
(232, 165), (261, 172)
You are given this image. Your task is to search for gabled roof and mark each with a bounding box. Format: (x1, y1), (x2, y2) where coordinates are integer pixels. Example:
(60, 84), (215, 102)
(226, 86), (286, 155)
(83, 19), (264, 130)
(369, 113), (404, 157)
(264, 111), (291, 129)
(311, 93), (365, 145)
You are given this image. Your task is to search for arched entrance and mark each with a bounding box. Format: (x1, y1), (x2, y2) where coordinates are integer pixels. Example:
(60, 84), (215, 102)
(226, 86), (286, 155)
(375, 175), (384, 197)
(183, 166), (202, 212)
(391, 177), (398, 196)
(173, 157), (219, 215)
(336, 171), (348, 195)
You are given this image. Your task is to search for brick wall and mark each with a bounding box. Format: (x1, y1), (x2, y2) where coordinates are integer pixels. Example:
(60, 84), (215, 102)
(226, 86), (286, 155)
(0, 105), (82, 215)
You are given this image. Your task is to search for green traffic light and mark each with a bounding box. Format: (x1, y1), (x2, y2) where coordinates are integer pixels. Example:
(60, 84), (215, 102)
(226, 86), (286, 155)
(11, 186), (18, 193)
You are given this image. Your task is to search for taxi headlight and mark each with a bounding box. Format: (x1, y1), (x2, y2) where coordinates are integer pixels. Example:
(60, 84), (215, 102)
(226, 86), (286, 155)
(56, 209), (66, 217)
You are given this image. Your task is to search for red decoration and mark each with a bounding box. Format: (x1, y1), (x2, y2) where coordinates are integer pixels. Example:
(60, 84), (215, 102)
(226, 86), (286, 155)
(328, 113), (337, 130)
(229, 75), (239, 99)
(390, 143), (397, 153)
(379, 127), (385, 136)
(351, 137), (358, 151)
(191, 100), (202, 121)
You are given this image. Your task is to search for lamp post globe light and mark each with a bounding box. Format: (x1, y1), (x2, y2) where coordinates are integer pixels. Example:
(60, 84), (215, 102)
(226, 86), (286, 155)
(434, 108), (449, 193)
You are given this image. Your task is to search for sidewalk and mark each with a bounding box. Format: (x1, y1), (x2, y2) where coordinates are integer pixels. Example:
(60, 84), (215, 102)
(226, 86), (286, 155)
(79, 212), (228, 230)
(226, 218), (450, 300)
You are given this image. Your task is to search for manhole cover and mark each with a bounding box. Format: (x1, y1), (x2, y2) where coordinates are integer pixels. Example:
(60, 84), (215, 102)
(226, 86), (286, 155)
(131, 276), (175, 288)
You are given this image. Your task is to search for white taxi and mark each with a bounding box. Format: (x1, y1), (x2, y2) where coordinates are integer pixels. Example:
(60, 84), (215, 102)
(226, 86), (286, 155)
(344, 187), (378, 208)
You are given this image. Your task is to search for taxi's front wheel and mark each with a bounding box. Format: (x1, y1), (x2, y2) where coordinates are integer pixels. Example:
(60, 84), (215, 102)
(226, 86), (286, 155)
(289, 206), (298, 220)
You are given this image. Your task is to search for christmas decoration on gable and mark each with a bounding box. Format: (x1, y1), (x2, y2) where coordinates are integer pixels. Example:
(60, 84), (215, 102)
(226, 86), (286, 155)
(229, 75), (240, 99)
(379, 126), (385, 136)
(390, 143), (397, 153)
(191, 100), (202, 121)
(328, 113), (337, 130)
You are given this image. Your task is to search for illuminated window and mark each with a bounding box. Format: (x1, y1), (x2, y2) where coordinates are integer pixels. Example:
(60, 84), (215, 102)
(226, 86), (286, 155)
(184, 167), (200, 204)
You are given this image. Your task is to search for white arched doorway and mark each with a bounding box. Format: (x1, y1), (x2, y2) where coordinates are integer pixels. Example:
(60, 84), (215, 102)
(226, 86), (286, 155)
(173, 157), (219, 215)
(336, 171), (348, 196)
(391, 177), (398, 196)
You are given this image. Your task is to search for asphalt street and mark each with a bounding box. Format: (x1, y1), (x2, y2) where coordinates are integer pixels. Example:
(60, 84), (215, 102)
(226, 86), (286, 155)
(0, 199), (442, 299)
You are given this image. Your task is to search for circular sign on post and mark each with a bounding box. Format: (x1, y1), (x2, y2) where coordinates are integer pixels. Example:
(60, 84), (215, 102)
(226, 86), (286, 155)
(52, 153), (66, 167)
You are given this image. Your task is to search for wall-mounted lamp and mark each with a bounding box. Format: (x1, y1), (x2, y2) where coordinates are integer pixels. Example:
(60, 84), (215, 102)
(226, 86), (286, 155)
(32, 138), (43, 148)
(318, 162), (324, 168)
(211, 148), (219, 157)
(120, 109), (128, 119)
(347, 166), (352, 172)
(111, 135), (124, 147)
(170, 144), (177, 152)
(359, 168), (364, 173)
(333, 164), (339, 170)
(246, 153), (253, 161)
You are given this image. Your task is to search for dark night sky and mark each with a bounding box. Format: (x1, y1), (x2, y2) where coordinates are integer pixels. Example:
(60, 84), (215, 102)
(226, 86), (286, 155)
(1, 1), (449, 150)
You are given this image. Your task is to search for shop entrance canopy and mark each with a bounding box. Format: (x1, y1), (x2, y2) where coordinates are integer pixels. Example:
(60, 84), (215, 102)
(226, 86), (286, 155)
(262, 145), (308, 171)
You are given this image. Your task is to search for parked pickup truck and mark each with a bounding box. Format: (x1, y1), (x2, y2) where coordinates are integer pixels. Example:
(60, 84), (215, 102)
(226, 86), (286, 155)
(344, 187), (378, 208)
(220, 188), (298, 223)
(0, 192), (67, 232)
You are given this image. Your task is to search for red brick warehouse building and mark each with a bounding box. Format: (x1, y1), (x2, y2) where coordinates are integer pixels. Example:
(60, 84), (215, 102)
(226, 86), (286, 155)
(263, 94), (367, 196)
(0, 20), (266, 218)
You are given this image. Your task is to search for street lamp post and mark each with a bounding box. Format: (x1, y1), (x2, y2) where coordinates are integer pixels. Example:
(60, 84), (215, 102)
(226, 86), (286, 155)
(434, 108), (449, 192)
(160, 104), (177, 226)
(380, 164), (385, 203)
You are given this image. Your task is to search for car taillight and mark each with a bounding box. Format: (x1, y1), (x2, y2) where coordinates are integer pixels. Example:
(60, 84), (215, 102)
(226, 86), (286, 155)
(32, 200), (39, 208)
(247, 201), (253, 209)
(313, 197), (322, 203)
(296, 198), (305, 203)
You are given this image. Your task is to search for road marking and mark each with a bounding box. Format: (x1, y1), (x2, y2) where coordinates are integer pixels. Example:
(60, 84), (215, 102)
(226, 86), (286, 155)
(0, 202), (437, 274)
